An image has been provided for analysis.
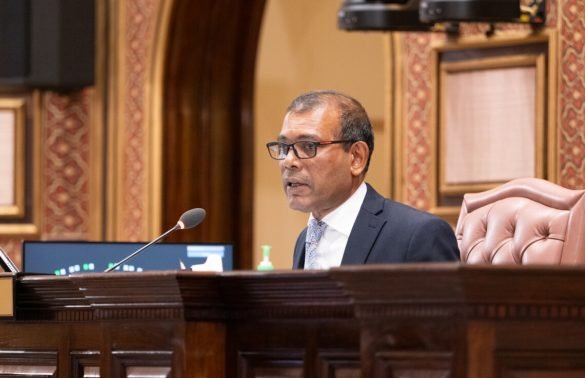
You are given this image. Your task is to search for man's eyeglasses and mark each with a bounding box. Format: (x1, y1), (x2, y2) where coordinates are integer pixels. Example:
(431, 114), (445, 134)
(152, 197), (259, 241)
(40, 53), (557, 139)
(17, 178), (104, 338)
(266, 140), (355, 160)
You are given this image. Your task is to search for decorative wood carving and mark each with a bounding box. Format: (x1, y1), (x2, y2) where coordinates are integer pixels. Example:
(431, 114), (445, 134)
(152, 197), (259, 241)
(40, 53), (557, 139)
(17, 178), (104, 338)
(70, 350), (100, 378)
(317, 350), (360, 378)
(0, 350), (57, 377)
(112, 351), (173, 378)
(237, 350), (304, 378)
(497, 351), (585, 377)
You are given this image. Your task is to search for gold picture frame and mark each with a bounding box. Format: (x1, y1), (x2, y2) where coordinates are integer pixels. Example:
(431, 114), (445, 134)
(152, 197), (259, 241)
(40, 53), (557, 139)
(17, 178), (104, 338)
(0, 92), (41, 236)
(428, 31), (557, 223)
(439, 53), (545, 195)
(0, 98), (26, 218)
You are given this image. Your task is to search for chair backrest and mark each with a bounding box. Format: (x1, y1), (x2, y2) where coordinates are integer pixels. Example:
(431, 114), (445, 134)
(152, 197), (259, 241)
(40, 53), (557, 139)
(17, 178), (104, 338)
(456, 178), (585, 265)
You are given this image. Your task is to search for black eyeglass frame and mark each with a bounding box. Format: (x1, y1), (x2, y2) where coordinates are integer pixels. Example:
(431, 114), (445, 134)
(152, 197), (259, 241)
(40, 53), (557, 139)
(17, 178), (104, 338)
(266, 140), (356, 160)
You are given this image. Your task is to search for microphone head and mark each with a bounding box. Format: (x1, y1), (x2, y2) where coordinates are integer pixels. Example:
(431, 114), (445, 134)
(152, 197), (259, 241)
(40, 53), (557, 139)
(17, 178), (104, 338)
(177, 208), (207, 230)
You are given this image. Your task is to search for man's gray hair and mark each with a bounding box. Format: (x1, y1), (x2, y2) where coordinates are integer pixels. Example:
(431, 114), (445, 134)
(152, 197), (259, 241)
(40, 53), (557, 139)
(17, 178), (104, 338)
(286, 90), (374, 171)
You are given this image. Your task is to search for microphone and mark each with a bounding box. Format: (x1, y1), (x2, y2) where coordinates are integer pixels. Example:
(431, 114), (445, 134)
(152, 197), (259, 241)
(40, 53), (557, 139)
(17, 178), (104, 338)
(104, 208), (206, 272)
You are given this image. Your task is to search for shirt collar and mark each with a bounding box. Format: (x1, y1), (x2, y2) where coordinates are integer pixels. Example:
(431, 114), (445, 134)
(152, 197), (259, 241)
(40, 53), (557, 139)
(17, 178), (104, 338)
(309, 182), (368, 237)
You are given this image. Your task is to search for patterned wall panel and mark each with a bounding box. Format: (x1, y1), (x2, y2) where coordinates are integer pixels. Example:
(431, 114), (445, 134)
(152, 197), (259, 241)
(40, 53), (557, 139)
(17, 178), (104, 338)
(120, 0), (158, 241)
(559, 0), (585, 189)
(404, 33), (433, 209)
(43, 91), (92, 239)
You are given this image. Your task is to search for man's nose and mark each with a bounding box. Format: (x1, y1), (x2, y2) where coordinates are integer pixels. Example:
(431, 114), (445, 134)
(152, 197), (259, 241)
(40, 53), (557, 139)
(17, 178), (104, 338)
(282, 146), (299, 167)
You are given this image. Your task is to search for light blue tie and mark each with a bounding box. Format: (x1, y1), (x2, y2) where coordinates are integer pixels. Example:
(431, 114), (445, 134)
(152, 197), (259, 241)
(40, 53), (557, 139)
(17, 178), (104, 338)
(305, 219), (327, 269)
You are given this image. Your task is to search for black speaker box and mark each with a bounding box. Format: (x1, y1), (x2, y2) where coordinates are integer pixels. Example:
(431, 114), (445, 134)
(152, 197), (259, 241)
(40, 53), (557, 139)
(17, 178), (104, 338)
(0, 0), (95, 89)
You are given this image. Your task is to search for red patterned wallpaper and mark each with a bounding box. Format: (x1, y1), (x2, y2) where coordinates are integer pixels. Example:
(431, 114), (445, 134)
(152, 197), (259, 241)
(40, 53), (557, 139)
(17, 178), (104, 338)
(559, 0), (585, 189)
(404, 33), (433, 209)
(121, 0), (158, 241)
(43, 91), (92, 239)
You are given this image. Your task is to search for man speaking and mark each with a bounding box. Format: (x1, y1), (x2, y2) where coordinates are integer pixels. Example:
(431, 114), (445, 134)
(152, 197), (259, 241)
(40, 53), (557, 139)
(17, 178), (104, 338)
(266, 90), (460, 269)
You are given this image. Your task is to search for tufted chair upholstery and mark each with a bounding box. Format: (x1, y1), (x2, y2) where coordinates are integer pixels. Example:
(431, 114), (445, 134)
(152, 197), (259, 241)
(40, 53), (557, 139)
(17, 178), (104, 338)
(456, 178), (585, 265)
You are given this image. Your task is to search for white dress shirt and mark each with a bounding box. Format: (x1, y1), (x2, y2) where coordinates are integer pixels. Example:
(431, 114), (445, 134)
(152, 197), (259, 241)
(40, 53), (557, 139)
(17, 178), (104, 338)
(304, 182), (368, 269)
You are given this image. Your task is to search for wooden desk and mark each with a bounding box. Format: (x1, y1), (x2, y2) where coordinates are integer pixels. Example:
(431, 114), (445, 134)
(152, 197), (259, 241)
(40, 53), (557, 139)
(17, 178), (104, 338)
(333, 264), (585, 378)
(2, 265), (585, 377)
(0, 273), (13, 318)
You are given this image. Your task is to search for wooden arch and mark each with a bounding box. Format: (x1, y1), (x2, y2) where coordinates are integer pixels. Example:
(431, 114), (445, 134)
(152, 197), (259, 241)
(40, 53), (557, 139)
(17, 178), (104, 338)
(158, 0), (266, 268)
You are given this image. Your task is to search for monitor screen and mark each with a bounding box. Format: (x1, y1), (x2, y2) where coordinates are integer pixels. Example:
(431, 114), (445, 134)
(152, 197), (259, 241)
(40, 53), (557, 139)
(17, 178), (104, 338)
(22, 241), (234, 275)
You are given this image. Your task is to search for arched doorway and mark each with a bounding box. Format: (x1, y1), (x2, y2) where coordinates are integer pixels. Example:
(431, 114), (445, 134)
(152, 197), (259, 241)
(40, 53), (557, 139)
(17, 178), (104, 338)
(160, 0), (266, 269)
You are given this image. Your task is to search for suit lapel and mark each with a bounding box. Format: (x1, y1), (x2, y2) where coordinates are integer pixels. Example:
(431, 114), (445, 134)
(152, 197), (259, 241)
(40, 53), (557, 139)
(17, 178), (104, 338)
(293, 227), (308, 269)
(341, 184), (386, 265)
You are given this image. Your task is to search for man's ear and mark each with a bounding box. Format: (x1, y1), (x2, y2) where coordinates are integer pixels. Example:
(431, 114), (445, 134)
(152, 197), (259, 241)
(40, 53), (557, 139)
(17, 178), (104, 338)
(349, 141), (369, 176)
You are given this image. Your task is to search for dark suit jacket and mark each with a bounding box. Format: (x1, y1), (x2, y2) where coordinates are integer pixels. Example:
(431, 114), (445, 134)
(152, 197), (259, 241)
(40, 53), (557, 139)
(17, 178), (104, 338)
(292, 184), (460, 268)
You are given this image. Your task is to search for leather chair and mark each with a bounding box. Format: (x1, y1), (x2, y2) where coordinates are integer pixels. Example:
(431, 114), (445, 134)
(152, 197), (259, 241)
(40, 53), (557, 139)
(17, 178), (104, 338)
(456, 178), (585, 264)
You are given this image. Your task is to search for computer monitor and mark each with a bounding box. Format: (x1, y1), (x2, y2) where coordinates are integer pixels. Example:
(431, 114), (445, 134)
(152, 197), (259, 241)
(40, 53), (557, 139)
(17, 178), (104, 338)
(22, 241), (234, 275)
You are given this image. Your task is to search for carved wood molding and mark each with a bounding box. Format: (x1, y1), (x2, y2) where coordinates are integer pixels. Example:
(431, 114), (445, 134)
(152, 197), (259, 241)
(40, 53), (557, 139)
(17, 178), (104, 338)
(357, 303), (585, 321)
(14, 271), (352, 321)
(15, 266), (585, 323)
(0, 350), (57, 377)
(112, 350), (173, 378)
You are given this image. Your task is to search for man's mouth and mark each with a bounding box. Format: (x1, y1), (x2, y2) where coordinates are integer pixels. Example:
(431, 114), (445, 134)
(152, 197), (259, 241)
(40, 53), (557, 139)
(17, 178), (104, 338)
(285, 179), (307, 189)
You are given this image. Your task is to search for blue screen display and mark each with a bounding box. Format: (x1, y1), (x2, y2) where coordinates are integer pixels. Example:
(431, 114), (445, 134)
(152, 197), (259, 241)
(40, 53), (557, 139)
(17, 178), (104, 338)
(22, 241), (234, 275)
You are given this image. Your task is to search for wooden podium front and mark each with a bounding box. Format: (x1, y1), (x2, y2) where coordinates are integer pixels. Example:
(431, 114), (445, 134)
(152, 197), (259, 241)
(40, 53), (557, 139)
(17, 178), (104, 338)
(3, 264), (585, 377)
(3, 270), (358, 377)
